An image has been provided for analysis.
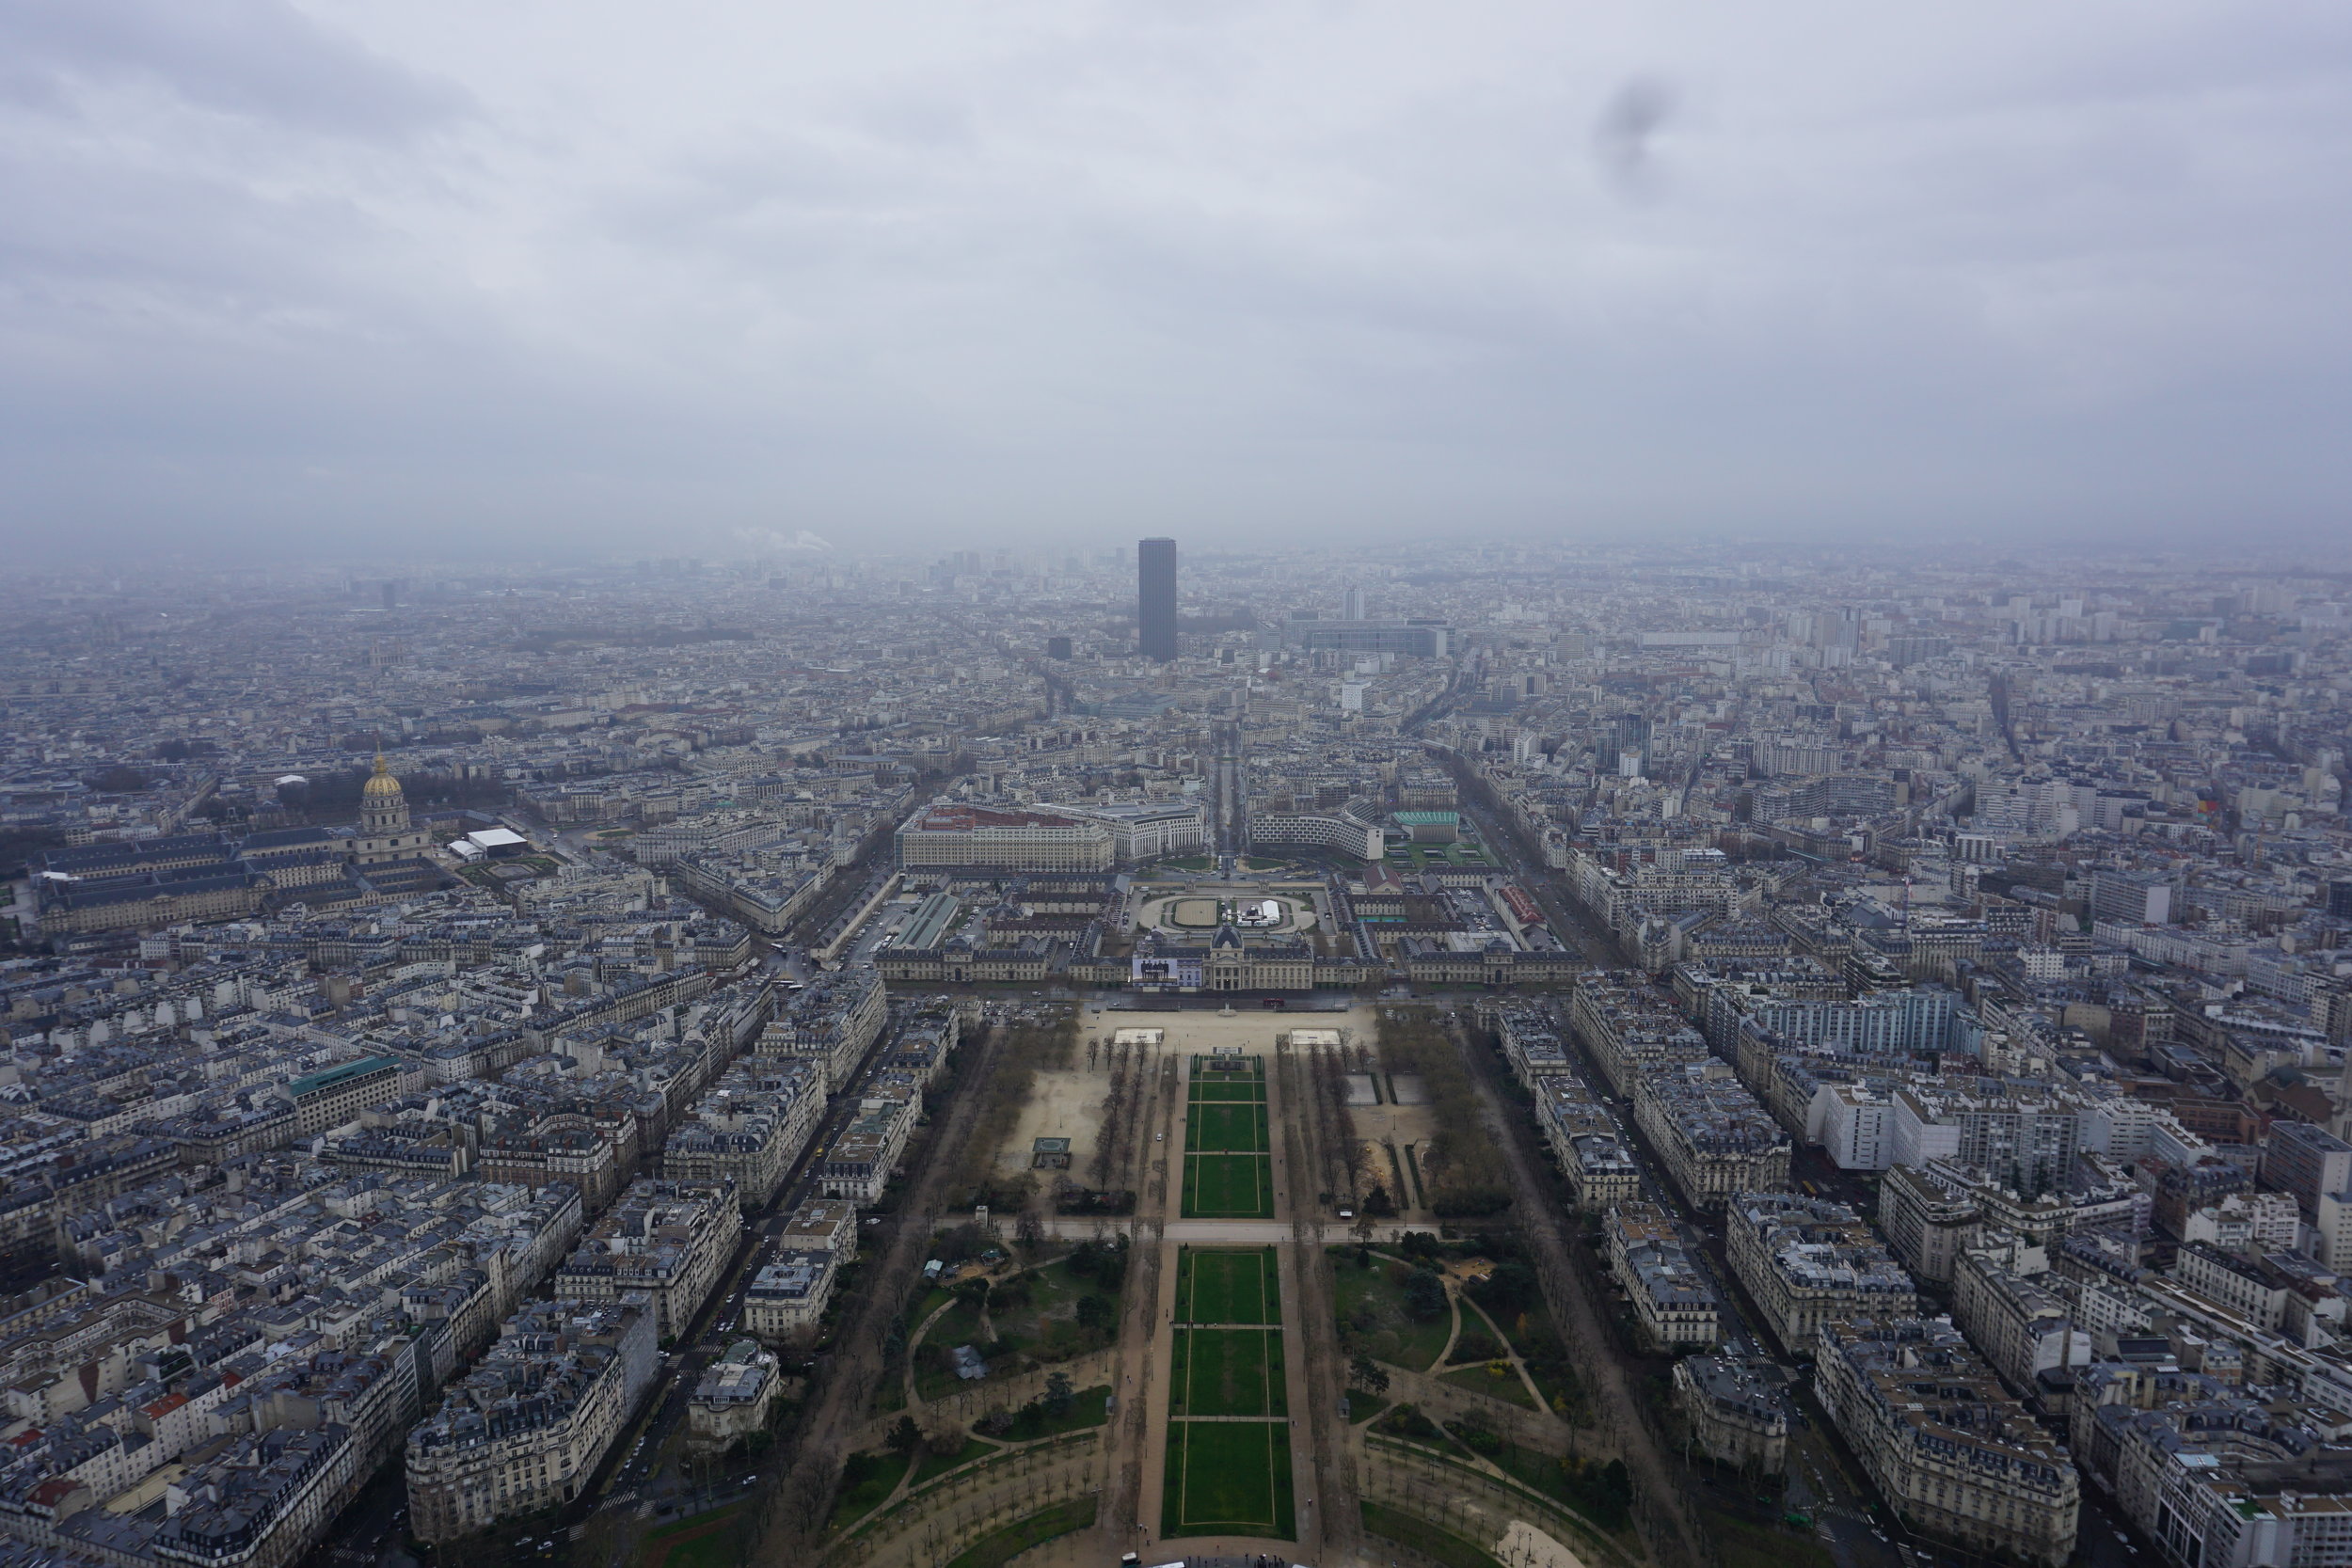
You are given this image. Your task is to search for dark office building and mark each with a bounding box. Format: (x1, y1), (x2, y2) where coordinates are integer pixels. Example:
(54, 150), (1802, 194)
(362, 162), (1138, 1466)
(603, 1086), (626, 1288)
(1137, 537), (1178, 661)
(1045, 636), (1073, 660)
(1604, 713), (1652, 774)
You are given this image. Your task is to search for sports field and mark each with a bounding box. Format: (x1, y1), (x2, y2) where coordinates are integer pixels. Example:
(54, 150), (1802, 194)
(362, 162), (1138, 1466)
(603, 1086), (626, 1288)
(1159, 1419), (1296, 1540)
(1181, 1057), (1275, 1220)
(1174, 1246), (1279, 1324)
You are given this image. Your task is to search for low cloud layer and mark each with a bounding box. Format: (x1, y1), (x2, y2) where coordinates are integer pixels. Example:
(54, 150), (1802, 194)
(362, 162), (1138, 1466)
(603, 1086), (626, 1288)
(0, 0), (2345, 561)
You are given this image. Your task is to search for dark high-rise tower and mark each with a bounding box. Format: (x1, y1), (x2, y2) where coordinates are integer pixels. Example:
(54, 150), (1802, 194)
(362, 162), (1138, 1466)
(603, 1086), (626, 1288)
(1137, 537), (1178, 661)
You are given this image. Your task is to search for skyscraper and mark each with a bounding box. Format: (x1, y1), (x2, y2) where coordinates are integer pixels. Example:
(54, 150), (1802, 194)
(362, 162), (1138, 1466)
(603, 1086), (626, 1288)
(1137, 537), (1177, 661)
(1343, 585), (1365, 621)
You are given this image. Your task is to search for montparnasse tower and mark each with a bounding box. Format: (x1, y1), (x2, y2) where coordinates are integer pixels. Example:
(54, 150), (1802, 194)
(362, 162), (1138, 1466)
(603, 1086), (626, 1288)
(359, 753), (411, 838)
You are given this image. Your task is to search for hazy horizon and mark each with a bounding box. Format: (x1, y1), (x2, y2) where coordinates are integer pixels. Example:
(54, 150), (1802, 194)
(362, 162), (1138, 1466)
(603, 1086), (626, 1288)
(3, 0), (2347, 562)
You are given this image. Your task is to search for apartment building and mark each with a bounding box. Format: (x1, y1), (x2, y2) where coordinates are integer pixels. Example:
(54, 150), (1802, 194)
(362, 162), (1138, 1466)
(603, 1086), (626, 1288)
(1532, 1075), (1641, 1209)
(663, 1057), (823, 1212)
(2263, 1120), (2352, 1217)
(286, 1056), (405, 1138)
(1604, 1201), (1721, 1347)
(1570, 973), (1710, 1099)
(1951, 1235), (2090, 1398)
(1734, 987), (1963, 1057)
(1890, 1082), (2085, 1198)
(1632, 1066), (1791, 1212)
(739, 1189), (836, 1248)
(1727, 1192), (1916, 1355)
(2074, 1381), (2352, 1568)
(1489, 1001), (1573, 1088)
(686, 1340), (782, 1453)
(1816, 1083), (1896, 1171)
(818, 1097), (915, 1204)
(741, 1248), (838, 1343)
(1673, 1354), (1789, 1475)
(405, 1296), (658, 1543)
(1815, 1318), (2079, 1567)
(553, 1179), (742, 1338)
(475, 1108), (637, 1215)
(757, 966), (886, 1092)
(2172, 1243), (2289, 1332)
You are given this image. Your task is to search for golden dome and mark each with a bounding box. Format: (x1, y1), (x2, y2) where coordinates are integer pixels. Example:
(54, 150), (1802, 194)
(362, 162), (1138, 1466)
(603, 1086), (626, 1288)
(362, 754), (404, 799)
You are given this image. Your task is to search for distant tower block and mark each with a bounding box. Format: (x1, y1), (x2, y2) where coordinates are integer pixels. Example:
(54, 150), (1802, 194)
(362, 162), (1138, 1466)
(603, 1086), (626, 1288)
(1344, 585), (1365, 621)
(1137, 537), (1178, 661)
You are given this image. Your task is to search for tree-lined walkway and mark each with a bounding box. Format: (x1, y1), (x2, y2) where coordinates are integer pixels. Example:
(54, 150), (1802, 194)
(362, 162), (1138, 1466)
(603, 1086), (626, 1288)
(1443, 1013), (1706, 1568)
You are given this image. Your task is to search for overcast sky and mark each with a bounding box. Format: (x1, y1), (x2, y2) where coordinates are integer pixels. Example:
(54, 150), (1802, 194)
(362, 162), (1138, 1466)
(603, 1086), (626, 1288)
(2, 0), (2347, 563)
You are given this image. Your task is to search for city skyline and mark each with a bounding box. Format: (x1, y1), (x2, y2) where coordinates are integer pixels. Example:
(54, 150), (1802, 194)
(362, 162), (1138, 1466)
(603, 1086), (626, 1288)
(4, 540), (2352, 1568)
(5, 6), (2352, 1567)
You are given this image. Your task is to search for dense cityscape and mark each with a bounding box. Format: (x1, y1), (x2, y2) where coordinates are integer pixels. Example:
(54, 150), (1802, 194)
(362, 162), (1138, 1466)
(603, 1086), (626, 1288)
(0, 539), (2347, 1568)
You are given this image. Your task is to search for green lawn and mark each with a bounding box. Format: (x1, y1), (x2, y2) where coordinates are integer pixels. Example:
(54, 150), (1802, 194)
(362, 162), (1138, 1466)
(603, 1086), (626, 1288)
(1329, 1249), (1455, 1372)
(912, 1300), (990, 1402)
(827, 1449), (903, 1530)
(941, 1497), (1099, 1568)
(1186, 1101), (1271, 1151)
(1188, 1079), (1263, 1102)
(1170, 1328), (1286, 1418)
(1484, 1298), (1583, 1418)
(1177, 1247), (1279, 1324)
(1161, 1420), (1296, 1540)
(643, 1507), (748, 1568)
(911, 1435), (997, 1489)
(981, 1256), (1121, 1363)
(1360, 1501), (1504, 1568)
(1441, 1363), (1538, 1409)
(996, 1384), (1116, 1441)
(1183, 1153), (1274, 1218)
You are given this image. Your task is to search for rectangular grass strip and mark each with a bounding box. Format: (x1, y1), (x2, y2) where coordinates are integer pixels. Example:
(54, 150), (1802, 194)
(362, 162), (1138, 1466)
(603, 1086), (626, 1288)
(1161, 1419), (1295, 1540)
(1181, 1247), (1277, 1324)
(1181, 1328), (1277, 1417)
(1182, 1153), (1273, 1219)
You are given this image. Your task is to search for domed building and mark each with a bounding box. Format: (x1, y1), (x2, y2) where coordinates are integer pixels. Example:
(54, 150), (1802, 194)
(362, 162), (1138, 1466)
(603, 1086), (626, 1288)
(353, 754), (432, 865)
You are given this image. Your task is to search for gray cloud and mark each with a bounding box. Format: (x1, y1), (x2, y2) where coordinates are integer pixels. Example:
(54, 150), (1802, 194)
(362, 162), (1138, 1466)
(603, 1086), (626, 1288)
(0, 0), (467, 136)
(1594, 75), (1675, 198)
(0, 1), (2344, 561)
